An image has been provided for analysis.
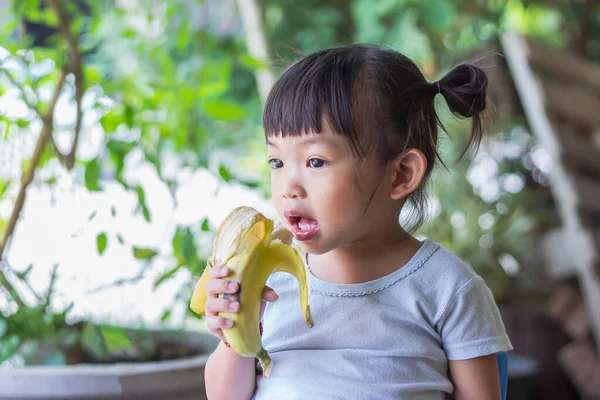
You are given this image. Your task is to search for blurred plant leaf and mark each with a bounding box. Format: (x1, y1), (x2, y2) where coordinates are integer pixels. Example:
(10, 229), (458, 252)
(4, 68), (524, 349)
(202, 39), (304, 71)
(84, 158), (102, 192)
(201, 218), (210, 232)
(172, 226), (197, 267)
(100, 326), (132, 353)
(133, 247), (157, 260)
(135, 186), (151, 222)
(203, 99), (246, 121)
(96, 233), (107, 255)
(218, 164), (233, 183)
(421, 0), (457, 32)
(0, 318), (7, 338)
(0, 335), (20, 362)
(160, 310), (172, 322)
(0, 178), (9, 199)
(154, 264), (182, 288)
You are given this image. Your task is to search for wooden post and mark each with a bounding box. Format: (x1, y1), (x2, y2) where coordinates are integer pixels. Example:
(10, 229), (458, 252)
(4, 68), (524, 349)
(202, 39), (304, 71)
(235, 0), (275, 106)
(501, 31), (600, 352)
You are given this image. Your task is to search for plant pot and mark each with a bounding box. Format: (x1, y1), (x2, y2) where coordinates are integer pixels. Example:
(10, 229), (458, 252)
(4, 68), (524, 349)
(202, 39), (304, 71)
(0, 327), (219, 400)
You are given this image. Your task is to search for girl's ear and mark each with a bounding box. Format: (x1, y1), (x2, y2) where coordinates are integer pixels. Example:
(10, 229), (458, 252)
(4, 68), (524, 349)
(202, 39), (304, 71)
(389, 149), (427, 200)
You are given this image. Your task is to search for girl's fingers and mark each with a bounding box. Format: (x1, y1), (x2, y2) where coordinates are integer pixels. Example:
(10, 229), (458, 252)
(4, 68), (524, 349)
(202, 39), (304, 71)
(205, 297), (240, 315)
(206, 316), (235, 333)
(209, 265), (230, 278)
(205, 277), (239, 297)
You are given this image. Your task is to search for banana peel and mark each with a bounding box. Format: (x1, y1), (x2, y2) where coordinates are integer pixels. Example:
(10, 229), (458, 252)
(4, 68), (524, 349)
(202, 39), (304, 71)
(190, 206), (314, 377)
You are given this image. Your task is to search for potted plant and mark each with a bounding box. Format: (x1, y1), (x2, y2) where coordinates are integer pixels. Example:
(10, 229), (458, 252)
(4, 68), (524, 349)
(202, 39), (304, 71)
(0, 1), (264, 398)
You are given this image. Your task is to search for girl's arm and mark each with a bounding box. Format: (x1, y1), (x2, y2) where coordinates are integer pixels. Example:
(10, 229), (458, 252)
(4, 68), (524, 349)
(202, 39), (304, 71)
(204, 341), (257, 400)
(448, 354), (501, 400)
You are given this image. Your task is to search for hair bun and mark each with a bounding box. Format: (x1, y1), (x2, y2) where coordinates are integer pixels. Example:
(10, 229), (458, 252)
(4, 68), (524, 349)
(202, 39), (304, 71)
(438, 64), (487, 118)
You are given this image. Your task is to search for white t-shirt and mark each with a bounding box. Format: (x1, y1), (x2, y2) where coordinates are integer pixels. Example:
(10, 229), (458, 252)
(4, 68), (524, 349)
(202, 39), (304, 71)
(253, 239), (513, 400)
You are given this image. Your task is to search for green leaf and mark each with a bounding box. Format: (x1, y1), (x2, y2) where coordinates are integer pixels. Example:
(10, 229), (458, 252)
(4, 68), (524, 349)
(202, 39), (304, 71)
(2, 120), (10, 139)
(0, 335), (20, 362)
(81, 324), (106, 359)
(198, 60), (231, 98)
(160, 310), (172, 322)
(136, 186), (151, 222)
(203, 99), (246, 121)
(239, 54), (268, 70)
(218, 164), (233, 183)
(154, 264), (183, 288)
(84, 159), (102, 191)
(84, 65), (102, 84)
(96, 233), (107, 255)
(124, 104), (134, 128)
(100, 109), (123, 133)
(172, 227), (197, 267)
(198, 81), (228, 98)
(88, 210), (97, 221)
(0, 318), (7, 338)
(176, 17), (190, 51)
(421, 0), (456, 32)
(100, 326), (133, 353)
(133, 247), (158, 260)
(0, 180), (10, 198)
(117, 234), (125, 245)
(201, 218), (210, 232)
(111, 206), (117, 217)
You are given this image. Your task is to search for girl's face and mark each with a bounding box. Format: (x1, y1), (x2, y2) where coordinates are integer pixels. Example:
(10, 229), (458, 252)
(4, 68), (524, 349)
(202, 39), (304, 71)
(267, 122), (397, 255)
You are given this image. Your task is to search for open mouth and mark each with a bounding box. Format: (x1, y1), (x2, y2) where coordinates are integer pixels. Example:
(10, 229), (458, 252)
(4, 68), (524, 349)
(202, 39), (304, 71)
(284, 211), (319, 241)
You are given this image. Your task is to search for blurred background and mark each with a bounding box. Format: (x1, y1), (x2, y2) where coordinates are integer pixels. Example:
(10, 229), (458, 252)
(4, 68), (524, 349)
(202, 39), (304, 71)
(0, 0), (599, 399)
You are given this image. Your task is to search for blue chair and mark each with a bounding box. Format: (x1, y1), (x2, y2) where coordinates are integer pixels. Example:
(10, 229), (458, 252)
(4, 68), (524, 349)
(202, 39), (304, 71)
(251, 352), (508, 400)
(449, 352), (508, 400)
(497, 351), (509, 400)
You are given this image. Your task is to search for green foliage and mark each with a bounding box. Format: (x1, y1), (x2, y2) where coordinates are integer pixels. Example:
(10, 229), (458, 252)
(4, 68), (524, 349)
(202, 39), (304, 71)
(96, 232), (108, 256)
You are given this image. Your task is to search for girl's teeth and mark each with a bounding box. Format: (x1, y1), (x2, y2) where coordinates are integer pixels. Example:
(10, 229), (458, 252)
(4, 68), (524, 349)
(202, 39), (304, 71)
(299, 223), (310, 230)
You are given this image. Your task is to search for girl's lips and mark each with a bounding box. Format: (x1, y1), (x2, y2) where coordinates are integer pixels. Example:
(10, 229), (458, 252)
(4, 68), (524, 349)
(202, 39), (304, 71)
(284, 211), (319, 241)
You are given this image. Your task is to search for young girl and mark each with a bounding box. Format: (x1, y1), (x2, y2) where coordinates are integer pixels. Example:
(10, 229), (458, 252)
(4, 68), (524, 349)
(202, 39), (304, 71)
(203, 44), (513, 400)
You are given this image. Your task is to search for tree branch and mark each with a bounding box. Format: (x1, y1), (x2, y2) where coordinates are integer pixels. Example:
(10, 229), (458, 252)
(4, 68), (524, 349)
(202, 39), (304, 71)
(0, 70), (67, 307)
(84, 262), (153, 295)
(45, 0), (84, 170)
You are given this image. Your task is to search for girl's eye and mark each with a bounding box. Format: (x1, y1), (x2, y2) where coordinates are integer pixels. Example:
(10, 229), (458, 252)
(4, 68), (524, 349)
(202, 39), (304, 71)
(269, 159), (283, 169)
(308, 158), (326, 168)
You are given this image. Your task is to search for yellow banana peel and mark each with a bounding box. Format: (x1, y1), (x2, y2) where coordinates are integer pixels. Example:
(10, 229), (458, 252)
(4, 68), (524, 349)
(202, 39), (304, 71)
(190, 206), (314, 377)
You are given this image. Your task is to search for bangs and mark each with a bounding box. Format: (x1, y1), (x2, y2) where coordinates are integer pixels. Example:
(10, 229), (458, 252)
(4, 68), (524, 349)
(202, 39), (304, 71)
(262, 46), (373, 157)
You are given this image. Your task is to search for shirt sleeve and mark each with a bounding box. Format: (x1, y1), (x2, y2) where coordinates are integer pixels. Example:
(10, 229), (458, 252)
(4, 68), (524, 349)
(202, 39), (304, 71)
(435, 276), (513, 360)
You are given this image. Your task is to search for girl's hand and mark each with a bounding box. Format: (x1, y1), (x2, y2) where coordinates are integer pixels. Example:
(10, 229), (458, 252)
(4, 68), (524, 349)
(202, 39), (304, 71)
(204, 265), (278, 343)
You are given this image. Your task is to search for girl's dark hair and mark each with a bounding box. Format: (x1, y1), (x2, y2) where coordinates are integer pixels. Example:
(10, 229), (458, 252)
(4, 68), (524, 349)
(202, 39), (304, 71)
(263, 44), (488, 231)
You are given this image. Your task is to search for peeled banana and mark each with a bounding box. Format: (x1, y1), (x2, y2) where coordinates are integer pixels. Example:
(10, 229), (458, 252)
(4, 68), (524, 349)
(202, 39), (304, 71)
(190, 206), (314, 378)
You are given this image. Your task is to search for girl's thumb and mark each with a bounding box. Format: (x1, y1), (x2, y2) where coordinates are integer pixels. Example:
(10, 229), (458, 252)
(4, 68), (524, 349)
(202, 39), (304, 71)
(263, 286), (279, 302)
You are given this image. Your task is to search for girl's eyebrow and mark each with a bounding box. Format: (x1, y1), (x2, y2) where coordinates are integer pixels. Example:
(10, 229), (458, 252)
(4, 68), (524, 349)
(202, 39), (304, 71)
(266, 136), (337, 148)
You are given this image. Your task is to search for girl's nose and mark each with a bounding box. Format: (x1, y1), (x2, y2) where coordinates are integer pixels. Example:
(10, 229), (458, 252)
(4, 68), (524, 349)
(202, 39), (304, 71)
(282, 173), (306, 199)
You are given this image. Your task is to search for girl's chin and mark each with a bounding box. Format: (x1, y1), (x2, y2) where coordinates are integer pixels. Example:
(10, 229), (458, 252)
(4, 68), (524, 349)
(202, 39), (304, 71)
(294, 239), (330, 256)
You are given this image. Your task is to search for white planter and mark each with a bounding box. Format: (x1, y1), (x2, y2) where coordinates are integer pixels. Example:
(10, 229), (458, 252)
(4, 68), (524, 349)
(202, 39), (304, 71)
(0, 329), (219, 400)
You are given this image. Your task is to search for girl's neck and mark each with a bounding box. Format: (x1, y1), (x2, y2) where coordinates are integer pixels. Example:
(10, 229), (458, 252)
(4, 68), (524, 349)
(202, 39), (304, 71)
(306, 225), (423, 285)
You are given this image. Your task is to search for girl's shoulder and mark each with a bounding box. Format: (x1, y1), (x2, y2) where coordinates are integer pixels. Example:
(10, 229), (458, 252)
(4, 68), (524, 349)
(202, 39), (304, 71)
(409, 239), (485, 293)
